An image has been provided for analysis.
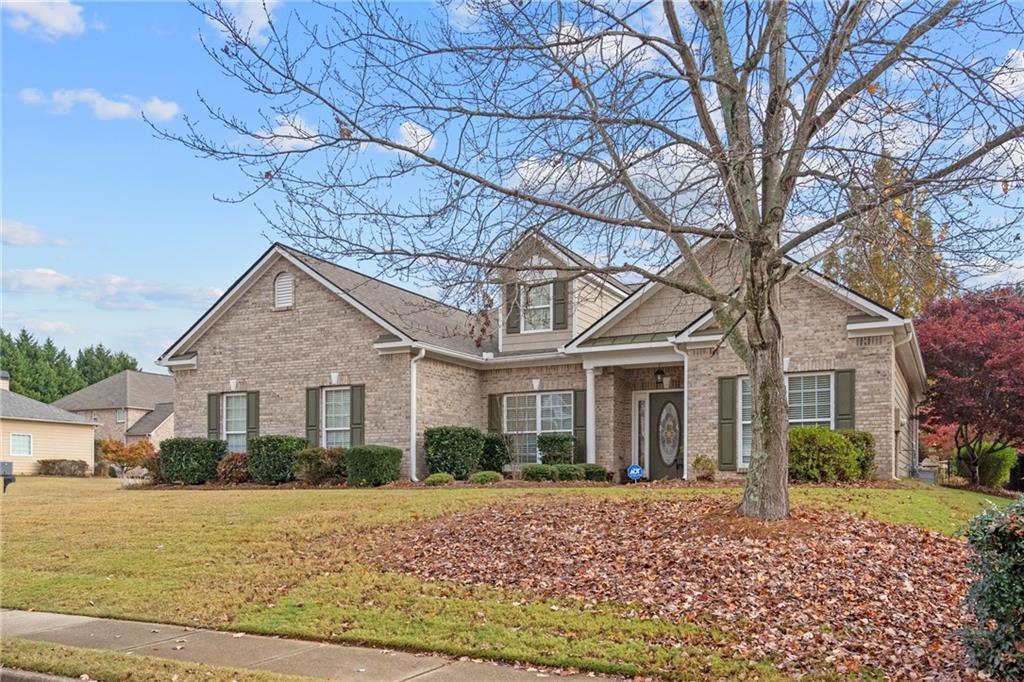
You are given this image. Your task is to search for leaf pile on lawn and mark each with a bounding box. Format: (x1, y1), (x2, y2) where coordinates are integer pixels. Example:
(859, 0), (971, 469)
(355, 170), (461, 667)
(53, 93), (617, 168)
(377, 496), (975, 678)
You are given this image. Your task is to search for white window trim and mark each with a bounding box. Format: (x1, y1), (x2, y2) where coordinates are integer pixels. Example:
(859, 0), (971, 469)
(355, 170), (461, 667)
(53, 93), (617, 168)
(10, 433), (32, 457)
(115, 408), (126, 423)
(737, 372), (835, 470)
(520, 283), (554, 334)
(321, 386), (352, 448)
(222, 392), (248, 452)
(502, 390), (574, 463)
(274, 272), (294, 309)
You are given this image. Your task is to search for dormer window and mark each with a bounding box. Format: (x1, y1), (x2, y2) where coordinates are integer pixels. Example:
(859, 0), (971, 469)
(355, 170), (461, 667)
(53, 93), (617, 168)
(522, 283), (553, 332)
(274, 272), (294, 308)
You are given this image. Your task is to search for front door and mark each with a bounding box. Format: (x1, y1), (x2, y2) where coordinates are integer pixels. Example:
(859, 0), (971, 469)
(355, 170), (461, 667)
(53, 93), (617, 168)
(648, 391), (685, 479)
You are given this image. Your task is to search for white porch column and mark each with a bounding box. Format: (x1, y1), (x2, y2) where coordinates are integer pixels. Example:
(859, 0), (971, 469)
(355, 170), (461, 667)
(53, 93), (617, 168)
(585, 367), (596, 464)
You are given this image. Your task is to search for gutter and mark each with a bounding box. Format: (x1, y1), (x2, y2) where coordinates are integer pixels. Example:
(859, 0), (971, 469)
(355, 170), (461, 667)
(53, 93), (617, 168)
(408, 346), (427, 482)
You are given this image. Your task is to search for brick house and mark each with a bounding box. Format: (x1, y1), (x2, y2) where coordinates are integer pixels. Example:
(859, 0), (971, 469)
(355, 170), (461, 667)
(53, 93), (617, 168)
(53, 370), (175, 448)
(158, 233), (926, 481)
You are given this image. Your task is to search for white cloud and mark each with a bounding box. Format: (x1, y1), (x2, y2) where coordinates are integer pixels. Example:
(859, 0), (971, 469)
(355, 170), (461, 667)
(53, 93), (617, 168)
(33, 320), (78, 334)
(993, 48), (1024, 98)
(264, 115), (321, 151)
(1, 219), (69, 247)
(396, 121), (435, 154)
(2, 268), (222, 311)
(20, 88), (180, 122)
(213, 0), (280, 46)
(3, 1), (85, 40)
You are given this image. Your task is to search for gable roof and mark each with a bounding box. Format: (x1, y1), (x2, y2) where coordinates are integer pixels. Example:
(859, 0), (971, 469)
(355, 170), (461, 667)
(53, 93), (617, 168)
(2, 389), (91, 425)
(499, 229), (633, 297)
(53, 370), (174, 411)
(159, 243), (495, 364)
(126, 402), (174, 436)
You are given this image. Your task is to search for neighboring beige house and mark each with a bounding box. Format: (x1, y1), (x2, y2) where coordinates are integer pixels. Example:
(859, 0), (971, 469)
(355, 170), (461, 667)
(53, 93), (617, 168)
(53, 370), (174, 448)
(1, 371), (96, 475)
(158, 233), (926, 481)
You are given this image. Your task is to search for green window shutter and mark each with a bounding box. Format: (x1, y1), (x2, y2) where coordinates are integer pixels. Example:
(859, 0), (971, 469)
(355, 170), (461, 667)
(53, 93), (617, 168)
(246, 391), (260, 441)
(718, 377), (737, 471)
(350, 385), (365, 446)
(487, 394), (502, 432)
(505, 283), (520, 334)
(553, 280), (568, 330)
(305, 388), (320, 446)
(207, 393), (221, 440)
(834, 370), (856, 430)
(573, 388), (586, 463)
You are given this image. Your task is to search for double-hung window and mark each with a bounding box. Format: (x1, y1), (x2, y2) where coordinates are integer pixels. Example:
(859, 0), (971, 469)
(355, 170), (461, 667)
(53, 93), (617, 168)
(10, 433), (32, 457)
(521, 283), (553, 332)
(738, 373), (834, 468)
(115, 408), (126, 423)
(322, 387), (352, 448)
(503, 391), (573, 466)
(223, 393), (248, 453)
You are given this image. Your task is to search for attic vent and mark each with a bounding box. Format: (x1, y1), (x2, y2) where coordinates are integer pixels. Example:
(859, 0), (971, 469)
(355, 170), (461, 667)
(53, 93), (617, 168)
(274, 272), (294, 308)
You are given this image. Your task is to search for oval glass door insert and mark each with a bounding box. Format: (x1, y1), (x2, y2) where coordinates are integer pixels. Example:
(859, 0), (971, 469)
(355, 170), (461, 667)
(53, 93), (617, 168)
(658, 402), (680, 466)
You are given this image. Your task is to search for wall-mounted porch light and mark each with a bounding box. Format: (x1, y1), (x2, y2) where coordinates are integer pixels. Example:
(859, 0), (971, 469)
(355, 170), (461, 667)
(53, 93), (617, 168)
(654, 368), (665, 388)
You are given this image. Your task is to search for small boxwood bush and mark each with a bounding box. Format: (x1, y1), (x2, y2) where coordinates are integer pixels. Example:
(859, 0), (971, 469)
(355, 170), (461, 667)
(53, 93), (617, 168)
(247, 435), (308, 484)
(216, 452), (250, 484)
(952, 443), (1018, 488)
(159, 437), (226, 484)
(788, 427), (860, 482)
(346, 445), (402, 487)
(580, 463), (608, 482)
(37, 459), (88, 477)
(424, 426), (484, 479)
(293, 447), (346, 485)
(521, 463), (557, 481)
(552, 463), (585, 481)
(960, 494), (1024, 678)
(538, 433), (576, 465)
(692, 454), (716, 481)
(424, 472), (455, 486)
(480, 432), (513, 472)
(469, 470), (503, 484)
(839, 430), (877, 478)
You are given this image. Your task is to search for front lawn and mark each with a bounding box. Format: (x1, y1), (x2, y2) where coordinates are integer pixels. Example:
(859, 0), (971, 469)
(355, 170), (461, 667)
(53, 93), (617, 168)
(0, 478), (1009, 680)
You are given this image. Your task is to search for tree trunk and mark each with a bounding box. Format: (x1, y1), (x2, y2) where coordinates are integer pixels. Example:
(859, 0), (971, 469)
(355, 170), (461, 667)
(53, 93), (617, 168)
(739, 256), (790, 520)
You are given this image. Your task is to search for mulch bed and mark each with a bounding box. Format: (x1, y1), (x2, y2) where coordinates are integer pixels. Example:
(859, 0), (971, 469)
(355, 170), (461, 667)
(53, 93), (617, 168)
(375, 496), (978, 679)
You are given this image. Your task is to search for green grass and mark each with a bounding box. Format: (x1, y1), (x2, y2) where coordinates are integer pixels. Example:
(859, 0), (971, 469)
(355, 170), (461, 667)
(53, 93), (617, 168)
(0, 638), (318, 682)
(0, 478), (1010, 680)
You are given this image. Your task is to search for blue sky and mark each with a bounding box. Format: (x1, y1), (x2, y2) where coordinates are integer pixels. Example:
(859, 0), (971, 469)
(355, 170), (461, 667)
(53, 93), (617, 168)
(2, 1), (289, 371)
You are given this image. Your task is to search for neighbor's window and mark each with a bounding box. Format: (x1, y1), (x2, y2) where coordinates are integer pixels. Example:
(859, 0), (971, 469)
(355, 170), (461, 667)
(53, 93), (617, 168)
(322, 387), (352, 448)
(115, 408), (126, 423)
(223, 393), (248, 453)
(738, 373), (833, 468)
(274, 272), (294, 308)
(503, 391), (573, 466)
(521, 283), (553, 332)
(10, 433), (32, 457)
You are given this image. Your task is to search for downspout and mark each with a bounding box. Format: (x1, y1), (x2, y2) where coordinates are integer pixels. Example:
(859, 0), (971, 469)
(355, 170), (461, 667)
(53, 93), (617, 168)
(409, 346), (426, 482)
(673, 345), (689, 480)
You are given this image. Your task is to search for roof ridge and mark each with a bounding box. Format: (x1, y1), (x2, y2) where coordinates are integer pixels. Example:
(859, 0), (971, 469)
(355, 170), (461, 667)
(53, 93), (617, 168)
(276, 243), (477, 316)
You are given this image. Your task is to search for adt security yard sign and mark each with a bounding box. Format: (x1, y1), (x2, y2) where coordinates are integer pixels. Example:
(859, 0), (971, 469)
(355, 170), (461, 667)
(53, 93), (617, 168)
(627, 464), (644, 481)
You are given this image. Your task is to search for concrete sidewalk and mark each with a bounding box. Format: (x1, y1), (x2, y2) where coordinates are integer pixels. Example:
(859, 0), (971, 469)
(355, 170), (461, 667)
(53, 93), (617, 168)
(1, 609), (614, 681)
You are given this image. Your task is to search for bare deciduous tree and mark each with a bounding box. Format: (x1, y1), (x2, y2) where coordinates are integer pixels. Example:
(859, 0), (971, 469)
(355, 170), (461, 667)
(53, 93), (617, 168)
(165, 0), (1024, 520)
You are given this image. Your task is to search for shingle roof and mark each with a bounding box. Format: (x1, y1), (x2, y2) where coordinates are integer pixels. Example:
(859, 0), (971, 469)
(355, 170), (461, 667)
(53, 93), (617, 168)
(126, 402), (174, 436)
(53, 370), (174, 411)
(282, 246), (497, 355)
(1, 389), (90, 424)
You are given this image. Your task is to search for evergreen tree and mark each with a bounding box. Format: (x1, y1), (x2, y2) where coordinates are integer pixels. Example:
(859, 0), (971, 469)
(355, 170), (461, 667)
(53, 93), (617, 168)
(75, 344), (139, 386)
(824, 155), (956, 317)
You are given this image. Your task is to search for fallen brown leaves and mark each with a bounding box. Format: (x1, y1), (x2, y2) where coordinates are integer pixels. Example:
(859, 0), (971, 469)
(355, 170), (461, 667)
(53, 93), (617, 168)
(377, 497), (978, 679)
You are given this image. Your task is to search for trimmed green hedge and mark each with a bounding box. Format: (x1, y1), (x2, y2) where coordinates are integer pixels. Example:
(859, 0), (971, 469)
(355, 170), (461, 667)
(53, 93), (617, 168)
(839, 429), (877, 478)
(788, 427), (860, 482)
(424, 472), (455, 486)
(346, 445), (402, 487)
(480, 432), (513, 472)
(580, 463), (608, 482)
(293, 447), (346, 484)
(159, 437), (226, 485)
(952, 444), (1018, 488)
(247, 435), (309, 484)
(552, 463), (585, 481)
(424, 426), (484, 479)
(521, 463), (557, 481)
(538, 433), (576, 465)
(469, 470), (503, 484)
